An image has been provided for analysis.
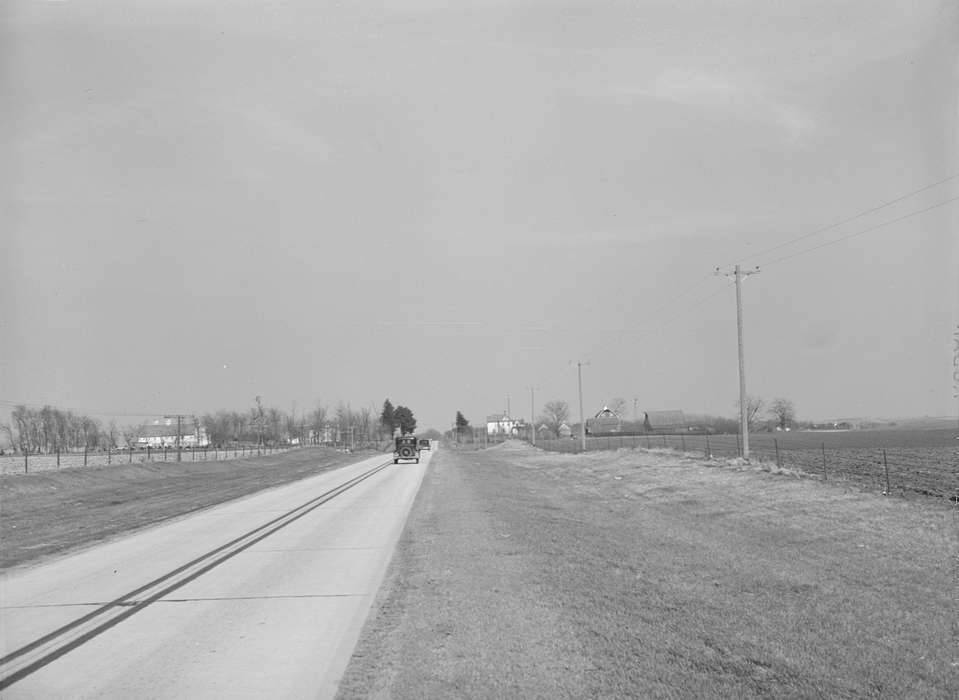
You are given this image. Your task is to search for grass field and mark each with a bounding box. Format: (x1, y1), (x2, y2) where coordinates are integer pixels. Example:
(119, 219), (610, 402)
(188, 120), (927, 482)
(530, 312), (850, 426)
(338, 442), (957, 699)
(0, 447), (373, 569)
(537, 428), (958, 501)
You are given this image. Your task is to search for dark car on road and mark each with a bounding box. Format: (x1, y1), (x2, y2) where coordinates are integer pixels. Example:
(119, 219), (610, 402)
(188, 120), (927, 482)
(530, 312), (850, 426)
(417, 438), (431, 451)
(394, 435), (419, 464)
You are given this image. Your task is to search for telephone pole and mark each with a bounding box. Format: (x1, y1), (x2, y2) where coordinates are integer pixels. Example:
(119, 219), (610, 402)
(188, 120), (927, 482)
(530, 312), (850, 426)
(163, 414), (192, 462)
(716, 264), (760, 459)
(527, 386), (539, 446)
(572, 361), (590, 451)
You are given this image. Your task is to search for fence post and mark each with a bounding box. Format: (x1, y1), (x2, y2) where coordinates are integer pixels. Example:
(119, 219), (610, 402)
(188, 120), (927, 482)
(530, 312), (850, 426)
(108, 446), (112, 465)
(883, 449), (890, 495)
(57, 447), (60, 468)
(129, 446), (133, 463)
(84, 445), (88, 466)
(681, 435), (686, 452)
(705, 433), (711, 459)
(147, 445), (151, 461)
(164, 446), (167, 462)
(736, 432), (741, 457)
(24, 450), (28, 474)
(821, 442), (827, 481)
(646, 435), (651, 448)
(774, 438), (780, 468)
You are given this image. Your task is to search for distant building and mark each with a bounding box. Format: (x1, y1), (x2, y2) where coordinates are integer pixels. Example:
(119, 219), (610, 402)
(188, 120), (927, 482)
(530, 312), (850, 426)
(586, 406), (622, 435)
(643, 410), (687, 434)
(137, 418), (209, 448)
(558, 422), (573, 438)
(487, 413), (524, 436)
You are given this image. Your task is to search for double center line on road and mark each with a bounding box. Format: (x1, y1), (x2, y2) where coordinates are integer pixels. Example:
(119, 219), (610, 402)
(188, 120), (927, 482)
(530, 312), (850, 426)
(0, 459), (394, 690)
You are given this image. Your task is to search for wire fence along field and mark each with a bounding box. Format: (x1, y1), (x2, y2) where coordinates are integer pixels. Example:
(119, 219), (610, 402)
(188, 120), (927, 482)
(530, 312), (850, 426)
(534, 428), (958, 501)
(0, 444), (301, 476)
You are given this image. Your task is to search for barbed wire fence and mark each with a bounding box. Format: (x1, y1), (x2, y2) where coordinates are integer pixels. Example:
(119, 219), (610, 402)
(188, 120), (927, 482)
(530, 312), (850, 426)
(447, 427), (956, 502)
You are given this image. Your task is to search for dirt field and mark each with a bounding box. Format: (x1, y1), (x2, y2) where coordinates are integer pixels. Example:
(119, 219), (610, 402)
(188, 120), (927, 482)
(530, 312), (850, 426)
(0, 447), (375, 569)
(538, 428), (958, 501)
(337, 442), (957, 699)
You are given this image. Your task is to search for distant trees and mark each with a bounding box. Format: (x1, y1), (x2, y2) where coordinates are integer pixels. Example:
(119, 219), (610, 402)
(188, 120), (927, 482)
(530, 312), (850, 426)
(539, 400), (570, 437)
(380, 399), (396, 437)
(5, 404), (105, 453)
(735, 395), (765, 432)
(455, 411), (470, 437)
(393, 406), (417, 435)
(768, 398), (797, 430)
(607, 397), (628, 417)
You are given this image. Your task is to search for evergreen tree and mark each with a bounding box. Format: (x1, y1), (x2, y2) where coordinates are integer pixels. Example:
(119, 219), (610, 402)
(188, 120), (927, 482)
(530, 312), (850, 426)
(380, 399), (396, 436)
(393, 406), (417, 435)
(455, 411), (470, 435)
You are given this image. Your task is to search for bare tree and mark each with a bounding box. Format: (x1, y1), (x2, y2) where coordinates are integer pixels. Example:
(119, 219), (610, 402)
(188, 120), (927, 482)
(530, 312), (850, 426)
(310, 402), (327, 445)
(735, 395), (765, 432)
(539, 400), (570, 437)
(122, 423), (143, 449)
(607, 397), (628, 416)
(768, 398), (796, 430)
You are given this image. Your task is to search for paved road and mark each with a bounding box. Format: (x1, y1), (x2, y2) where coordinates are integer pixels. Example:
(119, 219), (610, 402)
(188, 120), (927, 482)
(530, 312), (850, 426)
(0, 450), (429, 698)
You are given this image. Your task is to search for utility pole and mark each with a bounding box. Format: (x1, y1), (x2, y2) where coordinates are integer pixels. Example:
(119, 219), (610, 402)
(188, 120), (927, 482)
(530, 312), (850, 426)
(163, 414), (192, 462)
(716, 264), (760, 459)
(572, 361), (590, 451)
(527, 386), (539, 446)
(505, 393), (511, 418)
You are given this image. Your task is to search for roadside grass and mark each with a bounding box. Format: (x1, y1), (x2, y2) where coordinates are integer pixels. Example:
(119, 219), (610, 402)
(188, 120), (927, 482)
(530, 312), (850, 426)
(0, 447), (373, 569)
(339, 441), (957, 699)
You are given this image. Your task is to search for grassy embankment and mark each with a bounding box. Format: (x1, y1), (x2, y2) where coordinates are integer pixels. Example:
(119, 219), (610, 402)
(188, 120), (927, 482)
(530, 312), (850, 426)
(0, 447), (375, 569)
(338, 441), (957, 699)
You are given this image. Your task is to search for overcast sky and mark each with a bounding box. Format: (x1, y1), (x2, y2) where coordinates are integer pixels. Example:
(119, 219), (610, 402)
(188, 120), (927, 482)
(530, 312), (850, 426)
(2, 0), (957, 432)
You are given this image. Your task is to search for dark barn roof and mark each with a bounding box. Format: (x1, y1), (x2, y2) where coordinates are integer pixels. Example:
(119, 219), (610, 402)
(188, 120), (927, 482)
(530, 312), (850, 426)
(643, 410), (687, 433)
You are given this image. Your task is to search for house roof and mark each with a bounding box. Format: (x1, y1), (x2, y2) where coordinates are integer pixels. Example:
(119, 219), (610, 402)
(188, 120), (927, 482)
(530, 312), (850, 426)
(140, 420), (198, 438)
(593, 406), (619, 418)
(644, 410), (686, 428)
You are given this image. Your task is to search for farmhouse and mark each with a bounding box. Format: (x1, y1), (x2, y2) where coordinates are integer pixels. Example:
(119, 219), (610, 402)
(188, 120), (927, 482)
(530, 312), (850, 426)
(558, 422), (573, 438)
(137, 418), (210, 448)
(486, 413), (525, 436)
(643, 410), (687, 434)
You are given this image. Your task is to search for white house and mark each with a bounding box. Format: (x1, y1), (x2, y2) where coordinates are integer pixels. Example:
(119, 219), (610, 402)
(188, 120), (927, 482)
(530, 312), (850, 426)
(486, 413), (524, 436)
(137, 418), (210, 448)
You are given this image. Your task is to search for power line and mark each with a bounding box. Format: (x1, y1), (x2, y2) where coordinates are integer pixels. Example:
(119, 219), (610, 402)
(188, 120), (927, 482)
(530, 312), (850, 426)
(758, 195), (959, 268)
(721, 172), (959, 269)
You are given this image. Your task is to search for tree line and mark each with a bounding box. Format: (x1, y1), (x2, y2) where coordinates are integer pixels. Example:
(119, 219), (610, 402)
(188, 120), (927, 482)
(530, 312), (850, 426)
(1, 405), (120, 454)
(2, 396), (422, 454)
(446, 394), (801, 442)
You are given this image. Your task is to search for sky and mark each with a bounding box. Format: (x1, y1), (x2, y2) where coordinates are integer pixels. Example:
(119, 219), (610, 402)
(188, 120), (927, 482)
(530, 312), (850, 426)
(2, 0), (958, 433)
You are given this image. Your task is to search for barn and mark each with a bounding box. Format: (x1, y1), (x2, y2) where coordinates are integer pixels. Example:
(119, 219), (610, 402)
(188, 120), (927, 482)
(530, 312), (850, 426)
(585, 406), (622, 436)
(643, 410), (687, 434)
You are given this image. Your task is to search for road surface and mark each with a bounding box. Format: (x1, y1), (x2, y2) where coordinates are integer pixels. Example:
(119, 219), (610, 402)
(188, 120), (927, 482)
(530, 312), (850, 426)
(1, 450), (429, 698)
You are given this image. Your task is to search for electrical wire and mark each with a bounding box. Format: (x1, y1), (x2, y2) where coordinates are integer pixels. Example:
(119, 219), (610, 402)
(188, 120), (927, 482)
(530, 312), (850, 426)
(720, 172), (959, 269)
(757, 194), (959, 268)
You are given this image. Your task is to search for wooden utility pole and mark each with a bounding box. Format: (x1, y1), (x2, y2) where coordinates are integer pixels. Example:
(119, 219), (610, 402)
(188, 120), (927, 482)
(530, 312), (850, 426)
(716, 265), (760, 460)
(164, 414), (192, 462)
(527, 386), (539, 446)
(573, 360), (590, 451)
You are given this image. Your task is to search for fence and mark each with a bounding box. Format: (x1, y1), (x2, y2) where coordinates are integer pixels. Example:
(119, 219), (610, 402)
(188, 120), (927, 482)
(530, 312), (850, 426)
(0, 444), (299, 476)
(532, 429), (957, 501)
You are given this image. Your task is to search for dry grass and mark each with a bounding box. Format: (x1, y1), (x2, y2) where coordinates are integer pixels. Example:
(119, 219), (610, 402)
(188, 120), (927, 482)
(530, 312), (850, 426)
(338, 441), (957, 699)
(0, 447), (372, 569)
